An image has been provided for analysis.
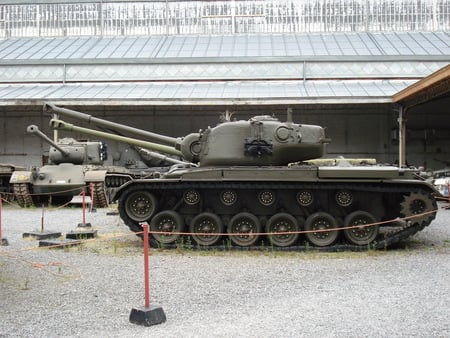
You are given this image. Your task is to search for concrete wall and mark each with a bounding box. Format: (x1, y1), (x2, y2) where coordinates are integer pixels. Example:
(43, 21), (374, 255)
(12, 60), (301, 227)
(0, 107), (49, 166)
(1, 101), (449, 170)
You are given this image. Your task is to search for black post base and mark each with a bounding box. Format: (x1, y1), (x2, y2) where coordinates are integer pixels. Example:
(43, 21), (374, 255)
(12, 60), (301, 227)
(129, 305), (166, 327)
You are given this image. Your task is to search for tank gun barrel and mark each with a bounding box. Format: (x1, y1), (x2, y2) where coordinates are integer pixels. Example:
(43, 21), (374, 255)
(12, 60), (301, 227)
(44, 103), (179, 147)
(50, 118), (183, 158)
(27, 125), (70, 157)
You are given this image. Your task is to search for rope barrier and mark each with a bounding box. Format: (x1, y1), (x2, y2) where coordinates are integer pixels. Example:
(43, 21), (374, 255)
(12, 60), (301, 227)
(3, 185), (87, 198)
(0, 231), (139, 255)
(0, 184), (446, 264)
(0, 204), (444, 283)
(142, 207), (441, 238)
(0, 206), (441, 256)
(0, 184), (94, 209)
(0, 199), (444, 330)
(1, 251), (82, 280)
(0, 195), (82, 210)
(0, 195), (20, 207)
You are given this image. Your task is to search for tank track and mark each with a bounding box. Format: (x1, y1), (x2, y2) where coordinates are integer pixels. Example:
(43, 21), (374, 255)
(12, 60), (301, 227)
(12, 183), (34, 208)
(118, 181), (438, 252)
(89, 182), (108, 208)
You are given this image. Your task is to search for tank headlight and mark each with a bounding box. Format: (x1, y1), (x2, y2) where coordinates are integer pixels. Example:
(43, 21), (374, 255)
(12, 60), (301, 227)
(38, 173), (46, 180)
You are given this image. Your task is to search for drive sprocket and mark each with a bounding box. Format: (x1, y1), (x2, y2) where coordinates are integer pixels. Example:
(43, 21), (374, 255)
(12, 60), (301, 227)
(400, 191), (436, 227)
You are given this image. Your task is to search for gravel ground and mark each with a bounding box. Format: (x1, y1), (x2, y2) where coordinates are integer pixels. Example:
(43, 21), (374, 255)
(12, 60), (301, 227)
(1, 202), (449, 338)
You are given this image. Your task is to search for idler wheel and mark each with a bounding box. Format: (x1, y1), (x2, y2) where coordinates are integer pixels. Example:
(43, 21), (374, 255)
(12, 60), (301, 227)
(305, 212), (339, 247)
(228, 212), (261, 247)
(124, 190), (157, 222)
(266, 213), (299, 247)
(150, 210), (184, 244)
(190, 212), (223, 246)
(400, 191), (436, 227)
(343, 211), (378, 246)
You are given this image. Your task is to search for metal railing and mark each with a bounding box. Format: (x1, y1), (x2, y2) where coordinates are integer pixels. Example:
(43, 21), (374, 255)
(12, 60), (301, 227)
(0, 0), (448, 38)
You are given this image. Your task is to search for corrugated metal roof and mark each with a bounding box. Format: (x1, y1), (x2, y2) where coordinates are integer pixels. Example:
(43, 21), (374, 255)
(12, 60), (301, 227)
(0, 32), (448, 63)
(0, 31), (447, 105)
(0, 33), (448, 84)
(0, 79), (416, 106)
(2, 60), (446, 84)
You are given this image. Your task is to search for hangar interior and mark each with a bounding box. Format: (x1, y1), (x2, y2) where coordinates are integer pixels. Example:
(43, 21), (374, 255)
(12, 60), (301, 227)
(0, 0), (449, 171)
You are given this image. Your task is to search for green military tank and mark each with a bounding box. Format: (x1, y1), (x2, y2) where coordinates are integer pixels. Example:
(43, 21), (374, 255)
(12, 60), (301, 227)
(51, 106), (438, 250)
(10, 125), (109, 207)
(11, 103), (192, 208)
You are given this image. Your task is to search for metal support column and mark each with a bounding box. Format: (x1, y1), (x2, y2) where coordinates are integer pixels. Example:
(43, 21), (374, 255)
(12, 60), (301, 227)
(397, 105), (407, 167)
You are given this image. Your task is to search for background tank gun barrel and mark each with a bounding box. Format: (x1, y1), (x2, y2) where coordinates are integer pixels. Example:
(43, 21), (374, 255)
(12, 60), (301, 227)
(44, 103), (179, 147)
(50, 118), (184, 159)
(27, 124), (70, 157)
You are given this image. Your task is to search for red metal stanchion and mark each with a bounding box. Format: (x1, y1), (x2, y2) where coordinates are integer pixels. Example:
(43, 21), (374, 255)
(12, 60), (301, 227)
(89, 183), (95, 212)
(77, 189), (91, 227)
(41, 204), (45, 233)
(129, 222), (166, 326)
(82, 190), (86, 224)
(143, 223), (150, 308)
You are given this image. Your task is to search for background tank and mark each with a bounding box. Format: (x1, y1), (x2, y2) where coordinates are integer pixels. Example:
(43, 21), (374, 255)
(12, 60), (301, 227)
(10, 125), (108, 207)
(12, 117), (193, 208)
(0, 163), (26, 201)
(49, 104), (439, 250)
(44, 103), (184, 168)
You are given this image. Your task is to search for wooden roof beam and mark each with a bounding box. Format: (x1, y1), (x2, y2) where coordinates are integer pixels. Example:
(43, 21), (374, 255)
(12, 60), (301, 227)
(393, 64), (450, 105)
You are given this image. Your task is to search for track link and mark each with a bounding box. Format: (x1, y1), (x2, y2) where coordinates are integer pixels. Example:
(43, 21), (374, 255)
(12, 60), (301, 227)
(13, 183), (34, 208)
(90, 181), (108, 208)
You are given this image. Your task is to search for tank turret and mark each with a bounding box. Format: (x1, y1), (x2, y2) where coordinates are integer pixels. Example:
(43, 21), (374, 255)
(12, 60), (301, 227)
(192, 113), (329, 166)
(27, 125), (106, 165)
(47, 104), (330, 167)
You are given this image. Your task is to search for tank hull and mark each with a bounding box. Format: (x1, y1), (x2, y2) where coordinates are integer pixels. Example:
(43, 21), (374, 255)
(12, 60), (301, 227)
(10, 163), (86, 207)
(9, 162), (140, 208)
(116, 164), (438, 250)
